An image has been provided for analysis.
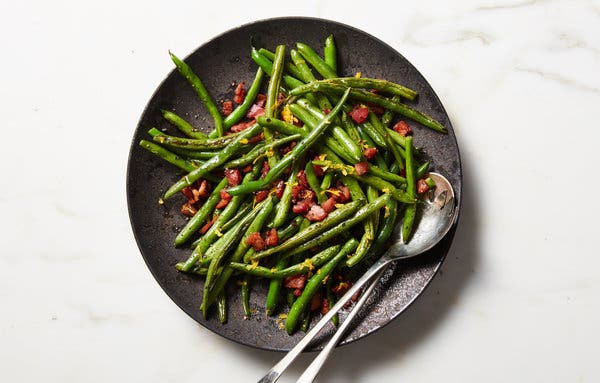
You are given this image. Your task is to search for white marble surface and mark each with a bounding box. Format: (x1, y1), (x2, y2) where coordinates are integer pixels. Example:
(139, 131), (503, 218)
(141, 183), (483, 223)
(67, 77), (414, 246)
(2, 0), (600, 381)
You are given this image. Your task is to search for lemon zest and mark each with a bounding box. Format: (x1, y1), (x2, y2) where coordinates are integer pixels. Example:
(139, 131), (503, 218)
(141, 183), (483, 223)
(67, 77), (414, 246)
(282, 105), (298, 124)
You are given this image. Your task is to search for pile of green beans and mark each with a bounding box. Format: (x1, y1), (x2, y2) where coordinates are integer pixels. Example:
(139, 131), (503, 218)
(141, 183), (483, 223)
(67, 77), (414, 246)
(138, 34), (444, 334)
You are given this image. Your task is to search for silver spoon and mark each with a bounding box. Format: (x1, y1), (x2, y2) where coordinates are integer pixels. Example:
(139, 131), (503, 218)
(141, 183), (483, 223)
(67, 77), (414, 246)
(258, 173), (457, 383)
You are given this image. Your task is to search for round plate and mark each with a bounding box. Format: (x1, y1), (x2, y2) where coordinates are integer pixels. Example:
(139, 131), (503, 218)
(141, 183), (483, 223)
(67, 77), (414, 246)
(127, 17), (462, 352)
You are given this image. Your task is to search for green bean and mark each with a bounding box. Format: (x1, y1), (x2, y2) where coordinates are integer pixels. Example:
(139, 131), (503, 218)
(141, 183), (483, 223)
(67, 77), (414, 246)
(369, 165), (407, 185)
(357, 126), (389, 170)
(265, 256), (288, 316)
(219, 201), (252, 232)
(342, 113), (362, 143)
(226, 88), (351, 196)
(296, 42), (337, 79)
(402, 136), (417, 243)
(370, 111), (407, 160)
(386, 127), (408, 149)
(202, 201), (265, 315)
(287, 104), (356, 163)
(388, 155), (398, 173)
(356, 174), (415, 204)
(223, 134), (300, 168)
(139, 140), (199, 172)
(152, 131), (238, 151)
(203, 195), (277, 312)
(272, 161), (301, 229)
(312, 158), (414, 203)
(241, 277), (251, 319)
(304, 78), (417, 101)
(289, 82), (447, 133)
(208, 67), (265, 137)
(296, 98), (363, 162)
(340, 175), (365, 201)
(425, 177), (436, 188)
(217, 292), (227, 323)
(161, 110), (207, 139)
(229, 245), (341, 278)
(287, 289), (296, 308)
(187, 167), (261, 252)
(367, 186), (380, 230)
(174, 177), (229, 247)
(265, 216), (306, 315)
(325, 278), (338, 326)
(305, 161), (325, 203)
(257, 116), (306, 137)
(258, 48), (305, 80)
(284, 194), (390, 258)
(178, 172), (255, 269)
(285, 238), (359, 334)
(352, 198), (398, 268)
(324, 34), (337, 74)
(320, 172), (333, 190)
(169, 52), (223, 137)
(279, 216), (305, 240)
(300, 309), (311, 332)
(251, 199), (360, 260)
(347, 187), (378, 267)
(381, 95), (401, 127)
(264, 45), (286, 169)
(289, 49), (317, 84)
(163, 123), (262, 199)
(189, 265), (208, 276)
(250, 46), (305, 91)
(149, 129), (220, 160)
(289, 50), (338, 127)
(360, 121), (387, 148)
(417, 161), (430, 179)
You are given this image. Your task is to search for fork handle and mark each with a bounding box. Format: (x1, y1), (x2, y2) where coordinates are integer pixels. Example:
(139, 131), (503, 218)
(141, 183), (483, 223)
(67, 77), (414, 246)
(257, 257), (390, 383)
(296, 267), (387, 383)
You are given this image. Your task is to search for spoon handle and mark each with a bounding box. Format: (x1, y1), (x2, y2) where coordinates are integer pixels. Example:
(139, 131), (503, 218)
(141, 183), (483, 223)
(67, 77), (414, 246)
(257, 257), (390, 383)
(296, 267), (387, 383)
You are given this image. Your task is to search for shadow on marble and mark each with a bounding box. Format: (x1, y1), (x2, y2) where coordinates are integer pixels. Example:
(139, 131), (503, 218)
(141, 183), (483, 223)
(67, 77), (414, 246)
(223, 132), (481, 382)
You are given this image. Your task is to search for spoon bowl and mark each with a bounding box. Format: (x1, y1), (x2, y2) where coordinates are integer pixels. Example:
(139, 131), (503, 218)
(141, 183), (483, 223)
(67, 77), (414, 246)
(392, 172), (457, 260)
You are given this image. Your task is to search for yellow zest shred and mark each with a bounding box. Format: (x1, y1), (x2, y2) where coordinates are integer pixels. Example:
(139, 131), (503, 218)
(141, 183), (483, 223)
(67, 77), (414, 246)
(282, 105), (298, 124)
(266, 148), (275, 157)
(299, 258), (314, 271)
(250, 259), (259, 270)
(270, 267), (278, 273)
(334, 203), (345, 209)
(252, 153), (266, 164)
(384, 205), (391, 218)
(158, 198), (164, 205)
(215, 228), (223, 237)
(355, 71), (362, 78)
(322, 275), (330, 285)
(276, 314), (287, 329)
(325, 188), (342, 197)
(240, 138), (249, 144)
(381, 188), (391, 194)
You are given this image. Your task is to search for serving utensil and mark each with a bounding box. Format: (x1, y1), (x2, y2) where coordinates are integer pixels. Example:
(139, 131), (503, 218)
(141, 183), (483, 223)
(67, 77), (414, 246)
(259, 172), (457, 383)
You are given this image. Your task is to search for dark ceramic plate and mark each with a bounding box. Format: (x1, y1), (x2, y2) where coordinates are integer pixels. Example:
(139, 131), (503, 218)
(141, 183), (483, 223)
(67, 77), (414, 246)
(127, 17), (462, 352)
